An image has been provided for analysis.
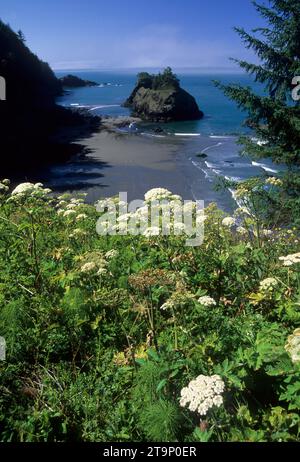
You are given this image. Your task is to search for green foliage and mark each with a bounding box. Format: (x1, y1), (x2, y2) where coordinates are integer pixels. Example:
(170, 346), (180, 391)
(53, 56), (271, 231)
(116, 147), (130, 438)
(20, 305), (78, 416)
(137, 67), (180, 91)
(0, 184), (299, 442)
(215, 0), (300, 166)
(215, 0), (300, 228)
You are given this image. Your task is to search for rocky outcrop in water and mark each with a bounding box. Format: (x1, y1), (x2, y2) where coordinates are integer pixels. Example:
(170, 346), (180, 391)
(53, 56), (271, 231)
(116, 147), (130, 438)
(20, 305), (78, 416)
(124, 68), (203, 122)
(60, 74), (98, 88)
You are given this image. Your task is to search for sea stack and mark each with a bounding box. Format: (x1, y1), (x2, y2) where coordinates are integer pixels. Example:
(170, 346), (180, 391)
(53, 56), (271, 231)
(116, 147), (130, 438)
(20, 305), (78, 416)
(59, 74), (98, 88)
(124, 67), (204, 122)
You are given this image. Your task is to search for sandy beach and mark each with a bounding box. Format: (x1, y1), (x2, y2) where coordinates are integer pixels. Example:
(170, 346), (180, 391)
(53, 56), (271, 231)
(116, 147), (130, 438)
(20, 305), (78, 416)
(46, 121), (195, 203)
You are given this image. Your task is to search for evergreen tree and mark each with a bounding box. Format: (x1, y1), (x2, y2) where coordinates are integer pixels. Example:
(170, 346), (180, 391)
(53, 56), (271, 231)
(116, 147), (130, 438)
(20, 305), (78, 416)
(215, 0), (300, 166)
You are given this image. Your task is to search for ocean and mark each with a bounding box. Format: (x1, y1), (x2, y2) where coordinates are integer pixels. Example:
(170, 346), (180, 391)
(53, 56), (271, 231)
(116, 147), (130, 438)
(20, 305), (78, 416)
(55, 70), (257, 135)
(52, 70), (285, 210)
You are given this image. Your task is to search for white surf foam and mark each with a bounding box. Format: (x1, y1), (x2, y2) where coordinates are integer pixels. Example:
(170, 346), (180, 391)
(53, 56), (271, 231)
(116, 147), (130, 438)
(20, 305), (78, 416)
(252, 161), (278, 173)
(89, 105), (120, 111)
(174, 133), (201, 137)
(201, 142), (223, 154)
(209, 135), (233, 139)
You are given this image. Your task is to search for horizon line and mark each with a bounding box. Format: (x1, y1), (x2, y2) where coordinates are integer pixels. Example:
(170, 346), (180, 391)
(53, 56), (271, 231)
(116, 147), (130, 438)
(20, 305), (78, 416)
(53, 66), (246, 74)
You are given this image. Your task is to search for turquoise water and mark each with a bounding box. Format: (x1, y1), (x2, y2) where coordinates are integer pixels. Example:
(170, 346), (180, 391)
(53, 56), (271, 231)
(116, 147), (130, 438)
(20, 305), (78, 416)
(56, 70), (260, 135)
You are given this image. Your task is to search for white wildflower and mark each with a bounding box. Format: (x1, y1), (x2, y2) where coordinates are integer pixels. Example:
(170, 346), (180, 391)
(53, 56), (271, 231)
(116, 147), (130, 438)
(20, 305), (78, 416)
(285, 329), (300, 364)
(279, 252), (300, 267)
(63, 210), (76, 217)
(259, 277), (278, 292)
(198, 296), (217, 307)
(105, 250), (119, 259)
(57, 200), (67, 207)
(34, 182), (43, 189)
(145, 188), (173, 202)
(171, 194), (182, 201)
(80, 262), (97, 273)
(143, 227), (160, 237)
(222, 217), (236, 228)
(180, 374), (225, 416)
(196, 215), (207, 225)
(11, 183), (35, 196)
(1, 179), (10, 186)
(112, 222), (128, 233)
(117, 213), (132, 223)
(173, 223), (186, 234)
(261, 229), (273, 237)
(11, 182), (50, 197)
(76, 214), (88, 221)
(0, 183), (9, 193)
(69, 229), (87, 238)
(135, 205), (149, 217)
(160, 300), (175, 311)
(95, 199), (112, 210)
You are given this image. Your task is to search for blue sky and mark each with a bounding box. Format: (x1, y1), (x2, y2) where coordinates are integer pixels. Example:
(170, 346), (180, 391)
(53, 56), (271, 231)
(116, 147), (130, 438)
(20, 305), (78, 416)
(1, 0), (265, 70)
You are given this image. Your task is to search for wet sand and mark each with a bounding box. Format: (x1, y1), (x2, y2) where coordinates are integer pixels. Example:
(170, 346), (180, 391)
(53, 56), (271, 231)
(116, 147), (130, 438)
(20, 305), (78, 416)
(47, 127), (194, 203)
(44, 118), (239, 212)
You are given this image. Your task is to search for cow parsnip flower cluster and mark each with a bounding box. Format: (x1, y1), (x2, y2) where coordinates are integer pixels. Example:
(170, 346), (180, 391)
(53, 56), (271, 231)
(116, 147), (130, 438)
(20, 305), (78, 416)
(222, 217), (236, 228)
(160, 291), (195, 311)
(105, 249), (119, 260)
(279, 253), (300, 267)
(259, 278), (278, 292)
(76, 214), (88, 221)
(69, 228), (87, 239)
(10, 182), (52, 197)
(285, 329), (300, 364)
(144, 188), (181, 203)
(0, 179), (10, 194)
(78, 250), (110, 276)
(198, 296), (217, 307)
(56, 196), (86, 217)
(63, 209), (77, 217)
(80, 262), (97, 273)
(96, 189), (202, 238)
(180, 375), (225, 416)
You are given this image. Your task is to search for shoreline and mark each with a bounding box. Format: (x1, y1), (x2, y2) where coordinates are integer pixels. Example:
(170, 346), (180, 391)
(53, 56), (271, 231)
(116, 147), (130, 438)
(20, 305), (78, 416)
(42, 115), (238, 211)
(6, 113), (242, 212)
(45, 118), (193, 203)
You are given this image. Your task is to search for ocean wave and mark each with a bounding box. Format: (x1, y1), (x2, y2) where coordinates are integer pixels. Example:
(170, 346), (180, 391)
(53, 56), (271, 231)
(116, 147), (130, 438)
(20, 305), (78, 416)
(174, 133), (201, 137)
(201, 142), (223, 154)
(252, 161), (278, 173)
(209, 135), (234, 139)
(89, 105), (121, 111)
(205, 161), (218, 169)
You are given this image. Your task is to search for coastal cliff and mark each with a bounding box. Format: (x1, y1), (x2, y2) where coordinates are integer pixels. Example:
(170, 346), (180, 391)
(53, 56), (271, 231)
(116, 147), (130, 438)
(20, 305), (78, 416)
(124, 67), (203, 122)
